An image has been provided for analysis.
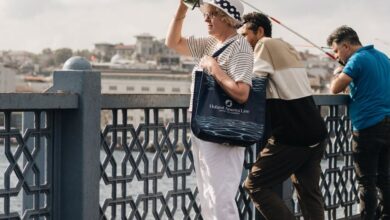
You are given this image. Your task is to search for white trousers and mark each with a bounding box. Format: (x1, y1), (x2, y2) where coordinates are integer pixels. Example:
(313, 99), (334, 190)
(191, 133), (246, 220)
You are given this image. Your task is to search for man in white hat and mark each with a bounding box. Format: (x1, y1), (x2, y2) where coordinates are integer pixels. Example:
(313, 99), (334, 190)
(166, 0), (253, 219)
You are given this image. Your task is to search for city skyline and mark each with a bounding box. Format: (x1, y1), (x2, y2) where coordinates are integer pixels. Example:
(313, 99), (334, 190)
(1, 0), (389, 56)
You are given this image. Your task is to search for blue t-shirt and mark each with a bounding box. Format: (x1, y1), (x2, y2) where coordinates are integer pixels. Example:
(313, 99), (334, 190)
(343, 45), (390, 131)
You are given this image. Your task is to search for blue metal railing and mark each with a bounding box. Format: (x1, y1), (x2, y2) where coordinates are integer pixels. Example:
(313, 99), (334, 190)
(99, 94), (358, 220)
(0, 93), (78, 220)
(0, 94), (357, 220)
(0, 58), (359, 219)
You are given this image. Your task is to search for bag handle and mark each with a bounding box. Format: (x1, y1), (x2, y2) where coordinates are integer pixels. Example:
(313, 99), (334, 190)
(211, 40), (234, 58)
(194, 40), (234, 112)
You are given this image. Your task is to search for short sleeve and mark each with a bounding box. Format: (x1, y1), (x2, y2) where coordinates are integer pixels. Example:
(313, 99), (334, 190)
(228, 51), (254, 86)
(253, 41), (274, 77)
(187, 36), (212, 59)
(343, 55), (362, 79)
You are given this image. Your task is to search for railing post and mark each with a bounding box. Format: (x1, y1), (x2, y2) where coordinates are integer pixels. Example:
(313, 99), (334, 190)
(48, 56), (101, 220)
(22, 112), (46, 215)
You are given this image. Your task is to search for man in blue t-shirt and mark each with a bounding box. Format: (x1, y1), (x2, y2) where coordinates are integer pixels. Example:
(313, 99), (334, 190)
(328, 25), (390, 220)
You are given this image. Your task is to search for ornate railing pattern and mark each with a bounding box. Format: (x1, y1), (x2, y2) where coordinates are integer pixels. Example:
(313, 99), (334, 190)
(99, 95), (258, 220)
(0, 111), (52, 220)
(99, 107), (201, 219)
(0, 61), (359, 219)
(99, 94), (358, 220)
(0, 92), (357, 220)
(293, 95), (358, 219)
(0, 93), (78, 220)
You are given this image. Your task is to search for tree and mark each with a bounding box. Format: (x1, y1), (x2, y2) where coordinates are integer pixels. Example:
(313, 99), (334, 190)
(54, 48), (73, 66)
(41, 48), (53, 55)
(74, 49), (92, 59)
(74, 49), (97, 61)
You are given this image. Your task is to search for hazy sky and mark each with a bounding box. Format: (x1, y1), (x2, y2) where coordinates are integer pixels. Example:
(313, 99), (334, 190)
(1, 0), (389, 55)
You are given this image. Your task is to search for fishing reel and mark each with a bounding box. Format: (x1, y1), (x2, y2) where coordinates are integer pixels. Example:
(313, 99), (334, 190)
(183, 0), (203, 10)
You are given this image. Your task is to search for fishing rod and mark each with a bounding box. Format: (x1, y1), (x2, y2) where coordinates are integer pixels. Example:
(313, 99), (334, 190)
(239, 0), (339, 63)
(183, 0), (340, 64)
(183, 0), (203, 10)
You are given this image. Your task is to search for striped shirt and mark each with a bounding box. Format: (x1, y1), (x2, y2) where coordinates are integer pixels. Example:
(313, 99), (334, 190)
(187, 34), (254, 111)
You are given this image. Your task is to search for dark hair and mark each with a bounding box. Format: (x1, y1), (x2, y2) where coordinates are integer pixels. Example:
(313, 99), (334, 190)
(327, 25), (362, 47)
(242, 12), (272, 37)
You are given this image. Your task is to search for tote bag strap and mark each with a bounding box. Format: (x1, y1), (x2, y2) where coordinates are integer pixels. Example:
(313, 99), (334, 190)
(211, 40), (234, 58)
(193, 39), (235, 113)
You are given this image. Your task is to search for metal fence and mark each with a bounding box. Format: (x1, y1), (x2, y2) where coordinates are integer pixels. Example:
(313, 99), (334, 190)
(0, 93), (78, 220)
(99, 94), (258, 220)
(0, 57), (359, 220)
(99, 94), (358, 220)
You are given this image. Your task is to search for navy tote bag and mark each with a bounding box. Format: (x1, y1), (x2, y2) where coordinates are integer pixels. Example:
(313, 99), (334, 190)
(191, 42), (267, 147)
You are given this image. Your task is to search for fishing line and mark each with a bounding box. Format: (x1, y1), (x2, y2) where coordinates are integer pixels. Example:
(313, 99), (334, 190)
(184, 0), (342, 64)
(239, 0), (339, 63)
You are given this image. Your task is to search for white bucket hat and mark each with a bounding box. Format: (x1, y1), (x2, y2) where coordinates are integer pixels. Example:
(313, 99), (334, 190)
(203, 0), (244, 23)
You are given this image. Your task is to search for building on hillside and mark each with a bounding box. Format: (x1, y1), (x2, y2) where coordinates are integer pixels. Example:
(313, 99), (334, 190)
(100, 69), (191, 95)
(94, 43), (116, 62)
(301, 51), (338, 93)
(134, 33), (154, 61)
(115, 44), (135, 59)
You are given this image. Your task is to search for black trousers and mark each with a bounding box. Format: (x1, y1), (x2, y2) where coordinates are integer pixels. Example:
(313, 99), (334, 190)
(244, 141), (325, 220)
(352, 116), (390, 220)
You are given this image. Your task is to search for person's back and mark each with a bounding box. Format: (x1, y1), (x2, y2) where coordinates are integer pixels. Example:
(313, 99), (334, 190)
(328, 25), (390, 220)
(344, 45), (390, 130)
(255, 37), (327, 146)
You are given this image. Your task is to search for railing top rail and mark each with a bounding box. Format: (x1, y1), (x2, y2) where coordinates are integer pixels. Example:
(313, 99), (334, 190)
(0, 93), (78, 110)
(0, 93), (350, 111)
(101, 93), (350, 109)
(101, 94), (190, 109)
(312, 94), (350, 105)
